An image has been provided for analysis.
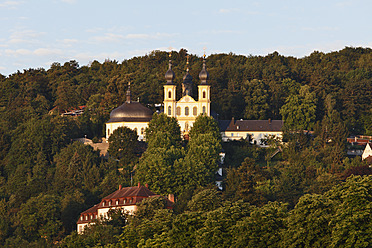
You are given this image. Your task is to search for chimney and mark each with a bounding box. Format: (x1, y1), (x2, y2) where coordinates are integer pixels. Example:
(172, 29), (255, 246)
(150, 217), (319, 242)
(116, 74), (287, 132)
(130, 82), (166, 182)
(168, 194), (175, 203)
(138, 182), (141, 187)
(145, 183), (148, 188)
(119, 185), (122, 190)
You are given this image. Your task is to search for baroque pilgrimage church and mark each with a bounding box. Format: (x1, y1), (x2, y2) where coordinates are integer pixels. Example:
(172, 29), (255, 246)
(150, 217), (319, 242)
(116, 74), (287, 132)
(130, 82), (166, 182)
(105, 55), (283, 144)
(106, 55), (211, 140)
(77, 54), (283, 233)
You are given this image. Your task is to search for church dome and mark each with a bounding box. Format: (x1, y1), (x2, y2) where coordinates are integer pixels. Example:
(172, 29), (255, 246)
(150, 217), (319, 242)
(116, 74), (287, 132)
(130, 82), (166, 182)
(165, 61), (175, 84)
(199, 59), (209, 84)
(107, 101), (153, 123)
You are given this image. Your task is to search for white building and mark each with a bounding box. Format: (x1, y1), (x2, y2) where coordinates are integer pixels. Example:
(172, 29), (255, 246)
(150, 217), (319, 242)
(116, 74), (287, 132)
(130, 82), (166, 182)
(218, 118), (283, 146)
(105, 83), (153, 141)
(77, 183), (174, 234)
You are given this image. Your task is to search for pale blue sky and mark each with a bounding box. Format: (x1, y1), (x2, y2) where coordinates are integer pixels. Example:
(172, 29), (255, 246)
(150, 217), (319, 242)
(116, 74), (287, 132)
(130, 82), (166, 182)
(0, 0), (371, 76)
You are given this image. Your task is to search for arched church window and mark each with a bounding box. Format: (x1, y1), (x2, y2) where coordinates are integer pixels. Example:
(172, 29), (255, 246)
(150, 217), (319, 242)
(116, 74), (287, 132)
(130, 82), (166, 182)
(203, 91), (206, 98)
(193, 107), (197, 116)
(141, 128), (144, 135)
(168, 90), (172, 99)
(108, 129), (110, 136)
(168, 106), (172, 115)
(185, 122), (189, 131)
(185, 107), (189, 116)
(176, 107), (181, 116)
(202, 106), (206, 114)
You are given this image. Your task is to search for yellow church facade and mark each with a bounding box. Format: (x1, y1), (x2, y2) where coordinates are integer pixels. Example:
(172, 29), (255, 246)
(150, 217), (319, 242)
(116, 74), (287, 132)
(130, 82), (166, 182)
(163, 57), (211, 134)
(106, 56), (211, 140)
(105, 56), (282, 145)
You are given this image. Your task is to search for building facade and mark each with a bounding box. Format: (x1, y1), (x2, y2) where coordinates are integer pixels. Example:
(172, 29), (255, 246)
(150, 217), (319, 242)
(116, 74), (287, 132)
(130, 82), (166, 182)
(105, 55), (283, 145)
(77, 183), (174, 234)
(163, 56), (211, 135)
(219, 118), (283, 146)
(105, 83), (153, 141)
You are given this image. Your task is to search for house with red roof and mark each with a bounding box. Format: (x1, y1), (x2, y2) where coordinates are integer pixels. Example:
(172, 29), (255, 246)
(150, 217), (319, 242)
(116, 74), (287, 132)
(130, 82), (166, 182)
(77, 183), (174, 234)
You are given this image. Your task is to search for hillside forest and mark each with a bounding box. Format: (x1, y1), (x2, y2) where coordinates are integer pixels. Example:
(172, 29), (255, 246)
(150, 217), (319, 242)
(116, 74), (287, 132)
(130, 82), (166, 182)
(0, 47), (371, 247)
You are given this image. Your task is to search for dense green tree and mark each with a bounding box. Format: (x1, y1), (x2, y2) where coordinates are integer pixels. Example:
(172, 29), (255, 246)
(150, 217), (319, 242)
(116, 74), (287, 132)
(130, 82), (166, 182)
(282, 193), (333, 247)
(242, 79), (270, 120)
(232, 201), (288, 248)
(108, 126), (139, 165)
(135, 196), (169, 220)
(135, 146), (185, 195)
(53, 141), (101, 195)
(326, 175), (372, 247)
(194, 200), (254, 248)
(283, 175), (372, 248)
(183, 133), (221, 187)
(54, 81), (79, 112)
(280, 85), (317, 131)
(15, 194), (62, 243)
(224, 157), (270, 205)
(0, 199), (11, 244)
(145, 113), (181, 148)
(187, 189), (222, 212)
(189, 115), (221, 141)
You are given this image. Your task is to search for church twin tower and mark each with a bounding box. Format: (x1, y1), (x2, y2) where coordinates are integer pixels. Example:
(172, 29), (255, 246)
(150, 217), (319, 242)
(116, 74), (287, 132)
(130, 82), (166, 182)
(106, 54), (211, 141)
(163, 55), (211, 134)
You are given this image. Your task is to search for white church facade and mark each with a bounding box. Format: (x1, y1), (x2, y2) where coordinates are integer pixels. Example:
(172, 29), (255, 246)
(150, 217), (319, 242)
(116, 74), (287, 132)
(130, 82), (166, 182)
(105, 55), (212, 140)
(105, 55), (283, 145)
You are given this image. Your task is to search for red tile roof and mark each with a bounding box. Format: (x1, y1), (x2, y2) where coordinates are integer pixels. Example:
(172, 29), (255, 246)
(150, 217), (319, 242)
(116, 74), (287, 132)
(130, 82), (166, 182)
(80, 204), (99, 215)
(77, 184), (174, 225)
(102, 184), (157, 200)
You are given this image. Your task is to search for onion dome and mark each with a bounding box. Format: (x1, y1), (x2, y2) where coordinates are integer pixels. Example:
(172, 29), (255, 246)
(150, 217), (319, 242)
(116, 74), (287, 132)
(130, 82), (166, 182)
(107, 83), (153, 123)
(199, 56), (209, 85)
(165, 60), (175, 85)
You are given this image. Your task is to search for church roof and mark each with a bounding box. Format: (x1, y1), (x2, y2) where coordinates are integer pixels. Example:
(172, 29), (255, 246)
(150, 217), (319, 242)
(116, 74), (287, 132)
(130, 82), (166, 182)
(199, 57), (209, 85)
(107, 101), (153, 123)
(107, 82), (153, 123)
(165, 59), (175, 85)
